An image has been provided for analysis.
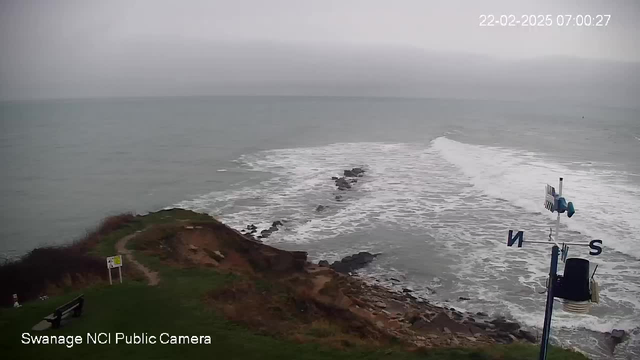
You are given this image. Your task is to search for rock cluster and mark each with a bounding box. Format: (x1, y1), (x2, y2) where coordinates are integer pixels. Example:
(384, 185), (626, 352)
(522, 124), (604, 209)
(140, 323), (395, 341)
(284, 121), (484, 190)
(244, 224), (258, 234)
(344, 167), (365, 177)
(320, 251), (378, 274)
(240, 220), (285, 240)
(336, 276), (539, 348)
(605, 329), (627, 352)
(312, 250), (538, 347)
(333, 167), (365, 191)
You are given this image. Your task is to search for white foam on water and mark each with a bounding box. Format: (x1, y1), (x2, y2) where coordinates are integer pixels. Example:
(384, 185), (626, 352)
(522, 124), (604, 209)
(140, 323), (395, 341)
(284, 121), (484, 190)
(174, 138), (640, 345)
(178, 142), (476, 244)
(429, 136), (640, 341)
(431, 136), (640, 260)
(217, 169), (228, 172)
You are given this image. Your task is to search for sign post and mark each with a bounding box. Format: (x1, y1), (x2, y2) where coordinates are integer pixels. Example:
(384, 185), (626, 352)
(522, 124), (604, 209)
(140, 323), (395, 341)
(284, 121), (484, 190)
(506, 178), (602, 360)
(106, 255), (123, 285)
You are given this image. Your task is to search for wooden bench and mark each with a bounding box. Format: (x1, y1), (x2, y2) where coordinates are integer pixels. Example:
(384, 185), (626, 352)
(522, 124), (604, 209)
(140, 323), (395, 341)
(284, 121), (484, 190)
(43, 294), (84, 329)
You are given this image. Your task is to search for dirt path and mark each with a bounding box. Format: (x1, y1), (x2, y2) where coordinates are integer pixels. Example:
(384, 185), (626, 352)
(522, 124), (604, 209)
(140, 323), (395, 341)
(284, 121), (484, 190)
(116, 232), (160, 286)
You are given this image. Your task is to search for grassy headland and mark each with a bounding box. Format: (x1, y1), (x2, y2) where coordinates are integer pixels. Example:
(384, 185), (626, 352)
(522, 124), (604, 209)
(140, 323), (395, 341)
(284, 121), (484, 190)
(0, 209), (588, 359)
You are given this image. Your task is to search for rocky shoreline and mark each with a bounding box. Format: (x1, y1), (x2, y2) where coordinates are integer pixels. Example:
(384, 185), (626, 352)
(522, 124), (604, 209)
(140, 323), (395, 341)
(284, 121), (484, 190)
(316, 251), (538, 346)
(231, 166), (538, 346)
(229, 166), (628, 354)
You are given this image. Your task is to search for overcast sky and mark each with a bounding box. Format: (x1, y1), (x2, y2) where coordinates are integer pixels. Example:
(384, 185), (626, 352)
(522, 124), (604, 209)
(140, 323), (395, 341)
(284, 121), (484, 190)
(1, 0), (638, 105)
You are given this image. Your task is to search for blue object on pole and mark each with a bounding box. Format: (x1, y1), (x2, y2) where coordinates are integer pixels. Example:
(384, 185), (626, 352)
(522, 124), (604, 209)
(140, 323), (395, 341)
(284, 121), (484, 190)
(556, 197), (568, 213)
(550, 194), (576, 218)
(567, 202), (575, 218)
(539, 245), (559, 360)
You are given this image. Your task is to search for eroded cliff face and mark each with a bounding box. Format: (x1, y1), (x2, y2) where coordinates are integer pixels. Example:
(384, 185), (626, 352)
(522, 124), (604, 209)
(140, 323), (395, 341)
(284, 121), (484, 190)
(132, 216), (536, 350)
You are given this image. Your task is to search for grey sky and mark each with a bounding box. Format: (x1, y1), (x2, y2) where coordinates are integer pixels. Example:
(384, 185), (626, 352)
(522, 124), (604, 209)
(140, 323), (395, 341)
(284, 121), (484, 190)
(0, 0), (638, 104)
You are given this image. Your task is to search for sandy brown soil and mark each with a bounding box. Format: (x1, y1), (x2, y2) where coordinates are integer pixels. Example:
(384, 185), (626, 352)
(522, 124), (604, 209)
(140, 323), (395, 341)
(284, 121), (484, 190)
(116, 232), (160, 286)
(128, 219), (537, 350)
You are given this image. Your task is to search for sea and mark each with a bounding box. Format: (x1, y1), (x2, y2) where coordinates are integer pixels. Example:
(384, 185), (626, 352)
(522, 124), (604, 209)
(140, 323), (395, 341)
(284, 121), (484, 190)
(1, 96), (638, 359)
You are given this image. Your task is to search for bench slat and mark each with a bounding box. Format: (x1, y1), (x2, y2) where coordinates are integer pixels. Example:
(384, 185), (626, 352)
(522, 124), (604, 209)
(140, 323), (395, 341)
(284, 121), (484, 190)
(60, 304), (80, 315)
(43, 294), (84, 327)
(56, 296), (83, 312)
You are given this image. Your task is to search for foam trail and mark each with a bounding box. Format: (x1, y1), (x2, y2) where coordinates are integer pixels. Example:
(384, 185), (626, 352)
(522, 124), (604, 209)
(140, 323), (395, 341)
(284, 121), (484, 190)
(174, 139), (640, 356)
(431, 136), (640, 260)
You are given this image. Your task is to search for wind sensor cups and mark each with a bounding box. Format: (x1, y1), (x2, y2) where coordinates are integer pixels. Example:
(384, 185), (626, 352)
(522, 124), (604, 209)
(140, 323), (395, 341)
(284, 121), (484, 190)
(544, 185), (575, 218)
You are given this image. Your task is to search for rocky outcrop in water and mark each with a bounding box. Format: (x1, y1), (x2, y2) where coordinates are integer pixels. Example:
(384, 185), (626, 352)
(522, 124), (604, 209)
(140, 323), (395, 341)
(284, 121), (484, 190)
(332, 167), (366, 191)
(344, 167), (365, 177)
(329, 251), (378, 274)
(242, 224), (258, 234)
(605, 329), (627, 353)
(334, 178), (351, 190)
(240, 220), (285, 239)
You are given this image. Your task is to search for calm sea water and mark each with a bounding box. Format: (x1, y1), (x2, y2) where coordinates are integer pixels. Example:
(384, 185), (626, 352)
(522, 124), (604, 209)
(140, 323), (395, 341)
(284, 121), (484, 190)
(1, 97), (639, 358)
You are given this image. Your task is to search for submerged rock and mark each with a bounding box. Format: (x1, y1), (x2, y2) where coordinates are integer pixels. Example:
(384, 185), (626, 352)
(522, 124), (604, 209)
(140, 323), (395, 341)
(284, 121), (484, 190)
(330, 251), (378, 274)
(334, 178), (351, 190)
(518, 329), (537, 343)
(352, 167), (365, 176)
(344, 167), (366, 178)
(611, 329), (626, 342)
(605, 329), (627, 352)
(315, 205), (327, 212)
(490, 317), (521, 333)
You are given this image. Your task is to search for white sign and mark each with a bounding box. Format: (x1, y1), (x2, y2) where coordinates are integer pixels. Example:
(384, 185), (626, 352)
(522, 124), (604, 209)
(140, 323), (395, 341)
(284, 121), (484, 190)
(106, 255), (123, 285)
(107, 255), (123, 269)
(544, 184), (557, 212)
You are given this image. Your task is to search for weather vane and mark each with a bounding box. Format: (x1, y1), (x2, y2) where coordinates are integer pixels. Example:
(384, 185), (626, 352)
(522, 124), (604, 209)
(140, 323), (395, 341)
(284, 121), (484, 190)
(506, 177), (603, 360)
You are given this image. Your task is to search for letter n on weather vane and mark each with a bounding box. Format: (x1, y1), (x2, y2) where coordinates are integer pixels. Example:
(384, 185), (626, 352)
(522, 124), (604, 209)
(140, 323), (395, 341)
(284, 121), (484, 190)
(507, 230), (524, 247)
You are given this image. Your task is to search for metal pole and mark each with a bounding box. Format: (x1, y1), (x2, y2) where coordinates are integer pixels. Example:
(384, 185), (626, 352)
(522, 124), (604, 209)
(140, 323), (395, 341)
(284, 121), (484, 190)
(539, 245), (559, 360)
(555, 178), (563, 243)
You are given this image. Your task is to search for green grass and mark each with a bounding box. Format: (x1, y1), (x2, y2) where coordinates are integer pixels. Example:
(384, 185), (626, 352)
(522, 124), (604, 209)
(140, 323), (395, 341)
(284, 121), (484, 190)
(93, 208), (218, 257)
(0, 210), (589, 360)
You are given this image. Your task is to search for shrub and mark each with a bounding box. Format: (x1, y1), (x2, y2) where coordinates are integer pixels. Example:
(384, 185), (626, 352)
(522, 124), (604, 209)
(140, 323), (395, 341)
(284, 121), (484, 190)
(0, 213), (135, 307)
(71, 213), (136, 253)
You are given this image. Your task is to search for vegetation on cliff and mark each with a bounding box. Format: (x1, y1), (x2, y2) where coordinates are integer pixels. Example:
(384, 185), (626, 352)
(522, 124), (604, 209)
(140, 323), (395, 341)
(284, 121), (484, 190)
(0, 209), (588, 359)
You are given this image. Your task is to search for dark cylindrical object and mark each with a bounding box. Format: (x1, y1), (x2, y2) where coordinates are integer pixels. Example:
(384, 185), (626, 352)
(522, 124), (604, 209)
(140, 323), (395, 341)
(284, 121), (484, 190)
(539, 245), (559, 360)
(555, 258), (591, 301)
